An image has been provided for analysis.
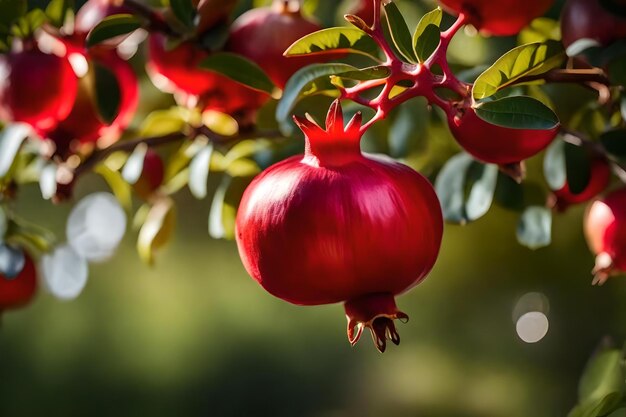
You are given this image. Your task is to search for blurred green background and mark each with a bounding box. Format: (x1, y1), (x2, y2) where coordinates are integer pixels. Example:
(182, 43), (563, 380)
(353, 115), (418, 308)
(3, 0), (626, 416)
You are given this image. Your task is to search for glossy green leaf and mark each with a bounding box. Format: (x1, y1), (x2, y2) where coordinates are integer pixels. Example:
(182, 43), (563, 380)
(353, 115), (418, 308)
(518, 17), (560, 45)
(474, 96), (559, 130)
(94, 63), (122, 124)
(465, 164), (499, 221)
(544, 139), (567, 190)
(170, 0), (195, 27)
(276, 63), (356, 129)
(0, 124), (30, 177)
(10, 9), (46, 38)
(601, 129), (626, 157)
(473, 41), (565, 100)
(517, 206), (552, 249)
(188, 144), (214, 199)
(94, 164), (132, 211)
(569, 393), (623, 417)
(579, 348), (624, 404)
(199, 53), (275, 95)
(332, 66), (391, 81)
(284, 27), (379, 60)
(564, 142), (592, 195)
(140, 108), (188, 137)
(412, 7), (442, 62)
(383, 2), (417, 63)
(435, 153), (474, 224)
(86, 14), (141, 47)
(137, 198), (176, 265)
(45, 0), (73, 27)
(494, 173), (524, 211)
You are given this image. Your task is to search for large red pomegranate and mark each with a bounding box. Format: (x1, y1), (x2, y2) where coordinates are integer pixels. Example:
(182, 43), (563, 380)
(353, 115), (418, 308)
(0, 46), (78, 133)
(439, 0), (555, 36)
(0, 250), (37, 312)
(553, 155), (611, 211)
(45, 45), (139, 155)
(560, 0), (626, 50)
(147, 33), (268, 114)
(236, 100), (443, 352)
(584, 187), (626, 284)
(227, 0), (323, 89)
(447, 106), (558, 165)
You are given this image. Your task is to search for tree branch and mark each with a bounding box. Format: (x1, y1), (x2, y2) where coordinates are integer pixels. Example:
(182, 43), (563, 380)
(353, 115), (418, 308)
(123, 0), (179, 37)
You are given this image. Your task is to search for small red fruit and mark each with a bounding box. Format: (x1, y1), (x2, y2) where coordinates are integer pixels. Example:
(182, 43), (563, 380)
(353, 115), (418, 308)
(147, 33), (268, 114)
(0, 46), (78, 132)
(439, 0), (555, 36)
(447, 106), (558, 165)
(236, 100), (443, 352)
(0, 251), (37, 312)
(560, 0), (626, 50)
(584, 187), (626, 284)
(553, 156), (611, 211)
(227, 0), (323, 88)
(134, 150), (165, 199)
(74, 0), (132, 39)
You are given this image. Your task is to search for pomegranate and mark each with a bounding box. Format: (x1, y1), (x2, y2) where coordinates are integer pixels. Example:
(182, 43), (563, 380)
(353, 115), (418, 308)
(194, 0), (238, 34)
(439, 0), (554, 36)
(134, 150), (165, 199)
(146, 33), (268, 114)
(235, 100), (443, 352)
(46, 45), (139, 155)
(348, 0), (376, 26)
(0, 250), (37, 312)
(227, 0), (324, 89)
(553, 156), (611, 211)
(74, 0), (132, 39)
(584, 187), (626, 284)
(0, 46), (78, 133)
(560, 0), (626, 50)
(447, 106), (558, 165)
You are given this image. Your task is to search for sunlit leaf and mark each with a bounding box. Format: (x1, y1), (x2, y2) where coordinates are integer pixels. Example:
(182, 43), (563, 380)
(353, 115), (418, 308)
(86, 14), (141, 47)
(579, 348), (624, 404)
(517, 206), (552, 249)
(465, 164), (499, 221)
(94, 164), (133, 211)
(139, 108), (188, 137)
(188, 144), (213, 199)
(0, 123), (31, 177)
(518, 17), (560, 45)
(122, 143), (148, 185)
(45, 0), (73, 27)
(200, 53), (275, 95)
(137, 198), (176, 265)
(383, 2), (417, 63)
(39, 163), (58, 200)
(544, 139), (567, 190)
(412, 7), (442, 62)
(284, 27), (379, 60)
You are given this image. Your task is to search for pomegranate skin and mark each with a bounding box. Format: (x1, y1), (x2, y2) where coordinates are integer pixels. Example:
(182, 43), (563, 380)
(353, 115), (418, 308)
(227, 1), (323, 88)
(0, 48), (78, 132)
(439, 0), (554, 36)
(447, 107), (558, 165)
(147, 33), (268, 114)
(236, 101), (443, 351)
(349, 0), (376, 26)
(585, 187), (626, 284)
(46, 46), (139, 155)
(134, 150), (165, 199)
(0, 252), (37, 312)
(561, 0), (626, 49)
(553, 156), (611, 211)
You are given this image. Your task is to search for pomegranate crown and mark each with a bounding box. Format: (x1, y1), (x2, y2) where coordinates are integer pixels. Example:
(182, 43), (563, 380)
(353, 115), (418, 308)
(292, 100), (363, 143)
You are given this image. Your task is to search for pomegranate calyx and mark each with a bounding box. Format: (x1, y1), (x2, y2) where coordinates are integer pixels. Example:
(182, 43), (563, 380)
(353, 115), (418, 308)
(294, 100), (364, 166)
(344, 293), (409, 353)
(592, 252), (614, 285)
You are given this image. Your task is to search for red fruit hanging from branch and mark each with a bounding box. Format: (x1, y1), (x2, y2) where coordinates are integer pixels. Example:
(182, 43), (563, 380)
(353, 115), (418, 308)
(560, 0), (626, 50)
(0, 250), (37, 312)
(235, 100), (443, 352)
(584, 187), (626, 285)
(553, 156), (611, 211)
(438, 0), (555, 36)
(0, 45), (78, 133)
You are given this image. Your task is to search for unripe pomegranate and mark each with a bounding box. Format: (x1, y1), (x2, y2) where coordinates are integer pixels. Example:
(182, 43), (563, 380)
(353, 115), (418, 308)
(134, 150), (165, 199)
(0, 46), (78, 133)
(0, 250), (37, 312)
(553, 156), (611, 211)
(227, 0), (323, 89)
(560, 0), (626, 50)
(147, 33), (268, 114)
(74, 0), (132, 39)
(47, 46), (139, 155)
(447, 107), (558, 165)
(584, 187), (626, 284)
(439, 0), (555, 36)
(236, 101), (443, 352)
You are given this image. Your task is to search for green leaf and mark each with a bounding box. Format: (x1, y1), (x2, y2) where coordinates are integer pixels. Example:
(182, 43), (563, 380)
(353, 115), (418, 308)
(121, 143), (148, 185)
(0, 206), (7, 239)
(208, 175), (251, 240)
(38, 163), (57, 200)
(601, 129), (626, 157)
(565, 142), (591, 195)
(544, 139), (567, 191)
(579, 348), (624, 404)
(383, 2), (417, 63)
(188, 144), (213, 199)
(412, 7), (442, 62)
(0, 124), (30, 177)
(569, 393), (623, 417)
(86, 14), (141, 47)
(465, 164), (499, 221)
(45, 0), (73, 27)
(199, 52), (274, 95)
(139, 108), (188, 137)
(388, 98), (428, 158)
(332, 66), (391, 81)
(11, 9), (46, 38)
(170, 0), (195, 28)
(94, 63), (121, 124)
(518, 17), (561, 45)
(494, 173), (524, 211)
(0, 0), (26, 27)
(276, 63), (356, 129)
(284, 27), (379, 60)
(94, 164), (132, 211)
(473, 41), (565, 100)
(137, 198), (176, 265)
(474, 96), (559, 130)
(607, 408), (626, 417)
(435, 153), (473, 224)
(517, 206), (552, 249)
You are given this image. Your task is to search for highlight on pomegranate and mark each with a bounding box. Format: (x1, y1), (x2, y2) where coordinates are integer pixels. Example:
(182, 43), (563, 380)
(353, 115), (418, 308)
(0, 0), (625, 415)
